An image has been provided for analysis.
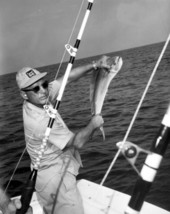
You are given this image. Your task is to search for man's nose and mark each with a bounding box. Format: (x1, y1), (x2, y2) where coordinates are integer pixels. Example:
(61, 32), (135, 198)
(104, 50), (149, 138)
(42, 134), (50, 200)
(39, 85), (47, 93)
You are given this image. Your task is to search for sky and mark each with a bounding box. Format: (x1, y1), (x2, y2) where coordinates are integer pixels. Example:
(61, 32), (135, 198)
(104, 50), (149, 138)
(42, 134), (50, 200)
(0, 0), (170, 75)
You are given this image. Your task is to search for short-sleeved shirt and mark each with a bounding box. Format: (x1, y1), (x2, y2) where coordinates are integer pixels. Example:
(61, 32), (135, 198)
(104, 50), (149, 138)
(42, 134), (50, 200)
(23, 80), (81, 175)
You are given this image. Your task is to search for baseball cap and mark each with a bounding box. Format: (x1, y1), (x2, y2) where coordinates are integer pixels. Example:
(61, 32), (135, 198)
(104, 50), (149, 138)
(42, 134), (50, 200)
(16, 67), (47, 89)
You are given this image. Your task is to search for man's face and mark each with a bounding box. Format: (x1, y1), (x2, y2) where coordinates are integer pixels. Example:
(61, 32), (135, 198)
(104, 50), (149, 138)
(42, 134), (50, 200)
(23, 78), (49, 107)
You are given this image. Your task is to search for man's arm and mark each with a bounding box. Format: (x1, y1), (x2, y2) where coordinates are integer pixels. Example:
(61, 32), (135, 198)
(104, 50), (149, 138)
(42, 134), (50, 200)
(57, 55), (111, 85)
(67, 115), (104, 149)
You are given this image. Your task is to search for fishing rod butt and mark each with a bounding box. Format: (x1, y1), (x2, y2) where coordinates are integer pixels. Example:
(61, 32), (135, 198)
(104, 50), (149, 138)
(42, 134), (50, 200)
(16, 169), (37, 214)
(125, 178), (152, 214)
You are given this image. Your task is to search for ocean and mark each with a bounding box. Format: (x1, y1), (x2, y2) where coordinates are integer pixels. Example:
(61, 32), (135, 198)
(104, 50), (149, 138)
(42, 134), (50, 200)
(0, 42), (170, 212)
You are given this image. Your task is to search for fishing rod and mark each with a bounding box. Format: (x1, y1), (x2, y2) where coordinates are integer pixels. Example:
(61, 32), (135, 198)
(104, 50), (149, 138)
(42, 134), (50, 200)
(125, 104), (170, 214)
(16, 0), (94, 213)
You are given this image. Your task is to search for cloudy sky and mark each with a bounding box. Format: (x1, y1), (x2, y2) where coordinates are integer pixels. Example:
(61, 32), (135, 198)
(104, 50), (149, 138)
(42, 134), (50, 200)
(0, 0), (170, 75)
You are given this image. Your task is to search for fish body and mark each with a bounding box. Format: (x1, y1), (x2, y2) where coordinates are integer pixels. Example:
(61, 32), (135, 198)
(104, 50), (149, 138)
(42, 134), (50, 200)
(90, 56), (123, 139)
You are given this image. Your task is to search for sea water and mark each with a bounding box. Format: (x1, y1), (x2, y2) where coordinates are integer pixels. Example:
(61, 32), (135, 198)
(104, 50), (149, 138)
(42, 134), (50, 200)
(0, 42), (170, 211)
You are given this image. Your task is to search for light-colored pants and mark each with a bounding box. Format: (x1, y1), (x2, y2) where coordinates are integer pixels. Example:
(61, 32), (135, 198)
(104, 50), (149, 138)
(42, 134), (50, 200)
(35, 167), (84, 214)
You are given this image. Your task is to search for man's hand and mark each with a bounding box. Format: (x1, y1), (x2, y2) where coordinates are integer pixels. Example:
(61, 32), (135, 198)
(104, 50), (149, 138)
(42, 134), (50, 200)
(90, 114), (104, 130)
(67, 115), (104, 149)
(95, 56), (111, 70)
(3, 199), (33, 214)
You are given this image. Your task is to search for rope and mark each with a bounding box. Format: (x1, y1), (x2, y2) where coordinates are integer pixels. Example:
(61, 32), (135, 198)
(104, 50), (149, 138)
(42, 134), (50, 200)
(100, 33), (170, 186)
(46, 0), (85, 105)
(3, 146), (27, 195)
(54, 0), (85, 81)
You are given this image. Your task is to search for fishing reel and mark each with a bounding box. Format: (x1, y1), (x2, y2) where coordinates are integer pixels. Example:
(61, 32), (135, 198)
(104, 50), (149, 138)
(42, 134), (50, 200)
(44, 104), (57, 118)
(116, 141), (150, 175)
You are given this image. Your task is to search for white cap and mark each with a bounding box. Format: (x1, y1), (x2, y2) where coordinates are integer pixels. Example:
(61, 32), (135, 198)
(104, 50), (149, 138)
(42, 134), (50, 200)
(16, 67), (47, 89)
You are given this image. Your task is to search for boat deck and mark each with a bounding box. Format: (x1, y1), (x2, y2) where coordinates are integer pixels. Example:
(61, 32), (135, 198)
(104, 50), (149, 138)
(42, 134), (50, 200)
(16, 179), (170, 214)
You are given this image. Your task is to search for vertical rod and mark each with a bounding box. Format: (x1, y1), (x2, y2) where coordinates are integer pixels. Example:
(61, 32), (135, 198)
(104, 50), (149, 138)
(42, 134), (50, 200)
(125, 105), (170, 214)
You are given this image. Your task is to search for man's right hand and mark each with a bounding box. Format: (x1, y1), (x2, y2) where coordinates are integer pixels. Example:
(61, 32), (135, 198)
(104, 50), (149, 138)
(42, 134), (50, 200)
(4, 199), (33, 214)
(91, 114), (104, 130)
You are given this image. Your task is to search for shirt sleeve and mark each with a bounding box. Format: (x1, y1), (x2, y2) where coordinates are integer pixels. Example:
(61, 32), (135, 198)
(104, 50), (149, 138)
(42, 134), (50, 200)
(47, 80), (74, 150)
(47, 112), (75, 150)
(48, 128), (75, 150)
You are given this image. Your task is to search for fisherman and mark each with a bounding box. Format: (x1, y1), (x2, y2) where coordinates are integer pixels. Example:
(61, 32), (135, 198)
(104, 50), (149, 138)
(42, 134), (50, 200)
(16, 56), (110, 214)
(0, 187), (32, 214)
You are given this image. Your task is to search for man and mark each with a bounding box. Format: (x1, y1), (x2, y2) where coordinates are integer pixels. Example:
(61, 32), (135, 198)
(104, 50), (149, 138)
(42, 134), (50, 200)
(16, 56), (110, 214)
(0, 187), (32, 214)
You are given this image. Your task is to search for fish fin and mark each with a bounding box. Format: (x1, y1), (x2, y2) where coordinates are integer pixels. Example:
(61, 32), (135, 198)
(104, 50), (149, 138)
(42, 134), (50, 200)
(89, 125), (97, 140)
(90, 69), (100, 115)
(100, 126), (105, 141)
(91, 67), (113, 115)
(89, 126), (105, 141)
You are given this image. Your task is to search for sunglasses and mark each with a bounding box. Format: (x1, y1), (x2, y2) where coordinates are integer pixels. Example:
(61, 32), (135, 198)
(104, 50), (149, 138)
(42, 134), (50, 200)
(23, 81), (48, 93)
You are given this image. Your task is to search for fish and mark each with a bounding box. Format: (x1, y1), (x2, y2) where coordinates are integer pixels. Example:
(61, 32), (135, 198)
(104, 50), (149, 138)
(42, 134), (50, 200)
(90, 56), (123, 140)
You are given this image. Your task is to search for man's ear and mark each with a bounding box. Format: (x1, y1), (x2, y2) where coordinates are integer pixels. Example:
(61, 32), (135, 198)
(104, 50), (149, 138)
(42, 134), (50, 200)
(20, 90), (28, 100)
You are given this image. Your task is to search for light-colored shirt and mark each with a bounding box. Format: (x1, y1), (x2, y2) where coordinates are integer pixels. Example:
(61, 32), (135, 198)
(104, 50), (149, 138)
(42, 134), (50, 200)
(23, 80), (81, 175)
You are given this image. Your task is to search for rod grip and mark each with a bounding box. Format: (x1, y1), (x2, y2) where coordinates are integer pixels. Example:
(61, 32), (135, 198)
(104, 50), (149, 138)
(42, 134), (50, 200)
(16, 170), (37, 214)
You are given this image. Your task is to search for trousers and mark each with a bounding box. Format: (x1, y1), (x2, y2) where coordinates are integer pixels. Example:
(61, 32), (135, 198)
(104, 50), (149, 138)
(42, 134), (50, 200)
(35, 167), (84, 214)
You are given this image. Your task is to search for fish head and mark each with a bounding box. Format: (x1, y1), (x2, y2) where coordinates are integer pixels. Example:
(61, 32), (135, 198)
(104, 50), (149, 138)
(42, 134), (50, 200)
(107, 56), (123, 73)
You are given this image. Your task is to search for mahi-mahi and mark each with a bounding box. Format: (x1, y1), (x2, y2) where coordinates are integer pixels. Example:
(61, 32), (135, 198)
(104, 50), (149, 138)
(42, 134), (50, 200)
(90, 55), (123, 140)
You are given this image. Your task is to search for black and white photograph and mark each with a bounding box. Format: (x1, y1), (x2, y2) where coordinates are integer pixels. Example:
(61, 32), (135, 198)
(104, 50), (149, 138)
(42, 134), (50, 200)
(0, 0), (170, 213)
